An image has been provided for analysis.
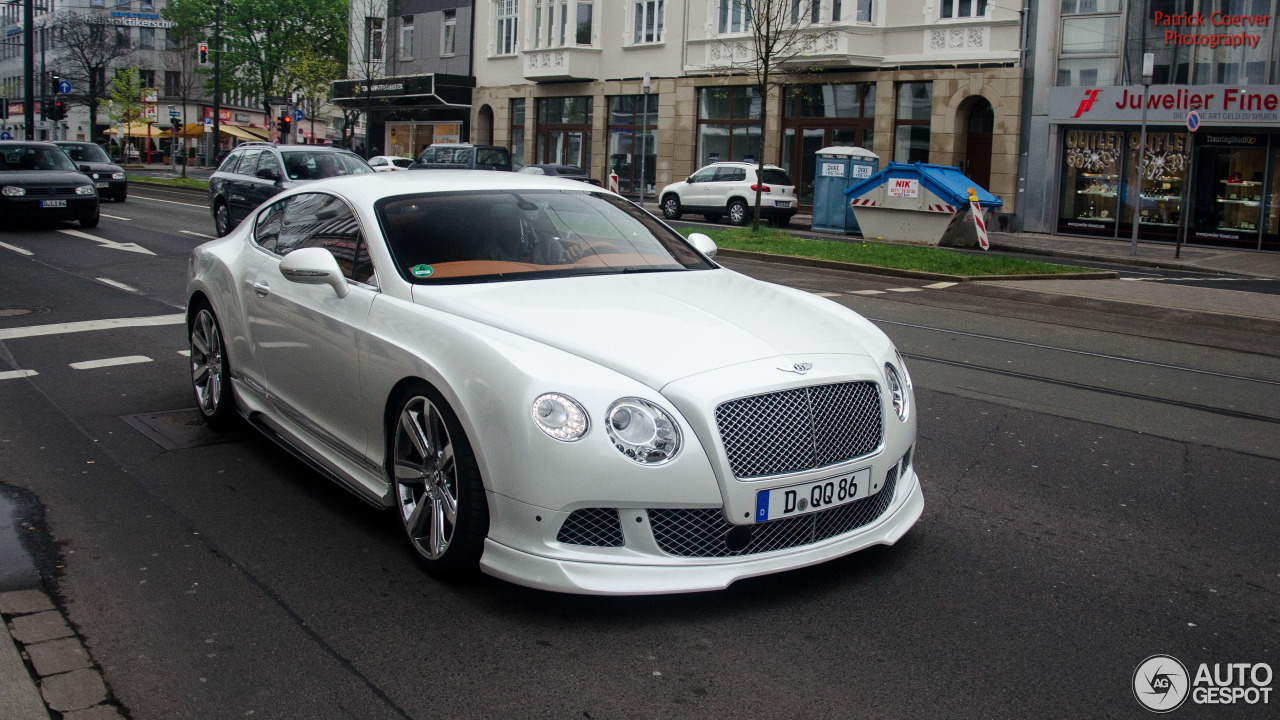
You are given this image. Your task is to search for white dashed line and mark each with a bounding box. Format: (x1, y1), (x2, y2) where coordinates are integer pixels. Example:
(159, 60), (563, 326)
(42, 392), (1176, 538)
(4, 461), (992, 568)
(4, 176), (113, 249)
(849, 290), (887, 295)
(180, 230), (216, 239)
(812, 291), (843, 297)
(886, 287), (924, 293)
(132, 195), (207, 209)
(96, 278), (138, 292)
(0, 314), (184, 341)
(0, 242), (33, 256)
(923, 282), (957, 289)
(100, 213), (132, 221)
(0, 369), (38, 380)
(177, 350), (191, 357)
(70, 355), (153, 370)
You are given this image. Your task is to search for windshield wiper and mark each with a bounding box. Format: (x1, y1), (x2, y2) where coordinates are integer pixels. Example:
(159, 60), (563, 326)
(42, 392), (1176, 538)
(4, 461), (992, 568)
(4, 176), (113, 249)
(620, 266), (681, 274)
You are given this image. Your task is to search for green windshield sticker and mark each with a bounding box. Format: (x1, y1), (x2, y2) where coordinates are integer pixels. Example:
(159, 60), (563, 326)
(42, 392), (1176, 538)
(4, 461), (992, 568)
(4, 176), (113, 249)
(409, 264), (434, 278)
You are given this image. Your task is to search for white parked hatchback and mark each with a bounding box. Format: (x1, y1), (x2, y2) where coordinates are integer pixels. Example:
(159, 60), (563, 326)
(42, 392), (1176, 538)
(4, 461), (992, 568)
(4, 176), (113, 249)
(659, 162), (798, 227)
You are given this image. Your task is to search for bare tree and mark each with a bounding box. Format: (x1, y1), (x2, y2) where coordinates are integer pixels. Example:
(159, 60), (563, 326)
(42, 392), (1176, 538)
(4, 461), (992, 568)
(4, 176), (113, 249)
(49, 11), (135, 142)
(706, 0), (836, 231)
(330, 0), (389, 153)
(162, 0), (214, 176)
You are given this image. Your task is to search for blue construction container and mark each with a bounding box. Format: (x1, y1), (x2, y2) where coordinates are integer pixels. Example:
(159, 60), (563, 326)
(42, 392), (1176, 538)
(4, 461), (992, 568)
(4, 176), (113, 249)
(843, 162), (1002, 246)
(811, 146), (879, 233)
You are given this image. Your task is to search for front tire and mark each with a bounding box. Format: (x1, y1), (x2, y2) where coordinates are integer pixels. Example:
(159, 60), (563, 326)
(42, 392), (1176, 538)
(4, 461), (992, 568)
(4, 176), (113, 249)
(190, 304), (238, 429)
(661, 195), (682, 220)
(728, 199), (750, 226)
(390, 384), (489, 577)
(214, 201), (233, 237)
(79, 208), (100, 228)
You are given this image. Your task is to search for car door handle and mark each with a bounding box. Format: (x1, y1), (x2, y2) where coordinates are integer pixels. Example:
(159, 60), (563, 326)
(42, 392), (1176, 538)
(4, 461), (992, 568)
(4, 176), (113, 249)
(253, 281), (271, 297)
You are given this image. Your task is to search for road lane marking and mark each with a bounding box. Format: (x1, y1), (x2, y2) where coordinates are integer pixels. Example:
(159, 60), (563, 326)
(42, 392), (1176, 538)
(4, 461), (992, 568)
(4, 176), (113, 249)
(850, 290), (886, 295)
(70, 355), (153, 370)
(56, 228), (156, 255)
(0, 241), (33, 255)
(96, 278), (138, 292)
(132, 195), (206, 209)
(812, 291), (843, 297)
(923, 282), (958, 289)
(0, 314), (184, 341)
(886, 288), (924, 293)
(100, 213), (132, 221)
(0, 369), (38, 380)
(180, 230), (215, 239)
(177, 350), (191, 357)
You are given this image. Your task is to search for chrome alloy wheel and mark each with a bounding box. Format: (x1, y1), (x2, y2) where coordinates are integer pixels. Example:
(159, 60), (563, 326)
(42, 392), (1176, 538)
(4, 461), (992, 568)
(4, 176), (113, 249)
(394, 396), (459, 560)
(190, 309), (224, 416)
(214, 203), (232, 236)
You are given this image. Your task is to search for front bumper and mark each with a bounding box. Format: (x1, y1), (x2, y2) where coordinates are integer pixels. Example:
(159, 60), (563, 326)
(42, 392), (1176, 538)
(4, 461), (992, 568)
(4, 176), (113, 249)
(479, 467), (923, 595)
(0, 195), (98, 221)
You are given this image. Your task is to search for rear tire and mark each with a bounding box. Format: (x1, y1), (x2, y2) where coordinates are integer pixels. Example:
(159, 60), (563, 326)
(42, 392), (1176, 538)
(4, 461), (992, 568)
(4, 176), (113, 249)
(728, 199), (750, 226)
(661, 195), (682, 220)
(389, 383), (489, 578)
(214, 201), (233, 237)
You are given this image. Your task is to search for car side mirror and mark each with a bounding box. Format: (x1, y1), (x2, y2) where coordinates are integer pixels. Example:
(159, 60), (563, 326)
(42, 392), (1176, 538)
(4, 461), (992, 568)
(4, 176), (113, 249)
(688, 232), (718, 258)
(687, 176), (695, 184)
(256, 166), (280, 181)
(79, 164), (92, 172)
(279, 247), (349, 298)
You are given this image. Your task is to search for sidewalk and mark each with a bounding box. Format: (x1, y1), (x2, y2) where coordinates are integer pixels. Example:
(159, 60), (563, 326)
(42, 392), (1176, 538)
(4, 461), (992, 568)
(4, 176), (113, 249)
(986, 230), (1280, 280)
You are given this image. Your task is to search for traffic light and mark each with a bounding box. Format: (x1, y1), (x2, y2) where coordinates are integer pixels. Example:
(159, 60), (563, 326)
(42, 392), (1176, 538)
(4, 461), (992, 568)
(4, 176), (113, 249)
(40, 98), (50, 121)
(52, 100), (66, 121)
(279, 114), (291, 140)
(198, 43), (209, 65)
(50, 74), (60, 95)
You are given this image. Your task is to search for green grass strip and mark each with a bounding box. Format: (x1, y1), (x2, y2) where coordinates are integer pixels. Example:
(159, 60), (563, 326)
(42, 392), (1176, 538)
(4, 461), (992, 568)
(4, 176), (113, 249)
(678, 226), (1094, 276)
(127, 174), (209, 191)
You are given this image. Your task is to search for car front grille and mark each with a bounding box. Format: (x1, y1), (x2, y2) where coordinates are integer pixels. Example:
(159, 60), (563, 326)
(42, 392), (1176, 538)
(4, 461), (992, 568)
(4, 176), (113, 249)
(20, 187), (79, 196)
(556, 508), (624, 547)
(648, 470), (898, 558)
(714, 381), (883, 479)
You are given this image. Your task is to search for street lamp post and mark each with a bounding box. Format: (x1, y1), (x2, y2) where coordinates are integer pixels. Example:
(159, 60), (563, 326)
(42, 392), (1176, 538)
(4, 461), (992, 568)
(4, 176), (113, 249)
(1130, 52), (1155, 257)
(638, 72), (650, 208)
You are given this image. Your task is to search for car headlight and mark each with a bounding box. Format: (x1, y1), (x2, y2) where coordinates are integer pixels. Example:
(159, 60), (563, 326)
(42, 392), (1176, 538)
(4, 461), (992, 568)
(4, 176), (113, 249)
(531, 393), (589, 442)
(885, 362), (909, 422)
(75, 185), (96, 195)
(896, 350), (913, 389)
(2, 186), (25, 196)
(606, 398), (681, 465)
(112, 172), (126, 180)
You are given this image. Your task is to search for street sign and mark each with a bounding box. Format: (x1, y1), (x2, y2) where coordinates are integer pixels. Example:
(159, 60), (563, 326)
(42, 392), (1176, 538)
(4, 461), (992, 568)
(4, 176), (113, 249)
(203, 117), (212, 133)
(57, 80), (71, 94)
(169, 109), (181, 117)
(0, 132), (10, 140)
(293, 109), (304, 122)
(1186, 110), (1200, 132)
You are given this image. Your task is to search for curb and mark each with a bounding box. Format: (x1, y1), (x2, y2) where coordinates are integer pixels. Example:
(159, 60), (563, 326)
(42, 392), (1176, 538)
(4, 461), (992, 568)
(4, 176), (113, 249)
(987, 242), (1275, 279)
(715, 248), (1119, 282)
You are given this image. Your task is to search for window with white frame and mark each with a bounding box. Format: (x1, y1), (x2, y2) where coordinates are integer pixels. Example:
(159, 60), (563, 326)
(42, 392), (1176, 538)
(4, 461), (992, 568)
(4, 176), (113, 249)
(633, 0), (663, 44)
(366, 17), (384, 62)
(575, 0), (592, 45)
(534, 0), (543, 46)
(495, 0), (519, 55)
(399, 16), (413, 60)
(939, 0), (987, 18)
(719, 0), (751, 33)
(442, 9), (456, 56)
(833, 0), (873, 21)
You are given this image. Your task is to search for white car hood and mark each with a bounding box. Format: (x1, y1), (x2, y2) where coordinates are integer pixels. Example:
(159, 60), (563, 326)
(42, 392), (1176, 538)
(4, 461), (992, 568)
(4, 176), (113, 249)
(412, 269), (876, 389)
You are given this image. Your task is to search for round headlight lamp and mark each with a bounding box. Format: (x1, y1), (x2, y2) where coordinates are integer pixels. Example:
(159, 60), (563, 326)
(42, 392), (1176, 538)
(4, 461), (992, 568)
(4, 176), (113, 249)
(885, 362), (909, 422)
(606, 398), (681, 465)
(531, 392), (589, 441)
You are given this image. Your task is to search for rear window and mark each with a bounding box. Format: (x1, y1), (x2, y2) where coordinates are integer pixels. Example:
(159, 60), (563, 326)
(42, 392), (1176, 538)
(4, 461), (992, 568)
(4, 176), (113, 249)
(59, 143), (112, 163)
(475, 147), (510, 169)
(761, 169), (792, 186)
(556, 166), (585, 175)
(420, 146), (472, 165)
(280, 150), (373, 180)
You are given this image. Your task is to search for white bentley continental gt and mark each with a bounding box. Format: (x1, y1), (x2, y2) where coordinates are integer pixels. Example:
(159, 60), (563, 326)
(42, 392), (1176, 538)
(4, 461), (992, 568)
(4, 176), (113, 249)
(185, 171), (923, 594)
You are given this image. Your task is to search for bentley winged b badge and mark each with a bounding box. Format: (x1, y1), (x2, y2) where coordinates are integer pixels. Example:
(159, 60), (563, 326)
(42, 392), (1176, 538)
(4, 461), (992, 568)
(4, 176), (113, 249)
(778, 362), (813, 375)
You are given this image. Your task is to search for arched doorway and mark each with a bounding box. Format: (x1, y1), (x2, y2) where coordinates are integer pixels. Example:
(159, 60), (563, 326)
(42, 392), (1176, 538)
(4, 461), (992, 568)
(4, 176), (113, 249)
(963, 98), (994, 190)
(476, 104), (494, 145)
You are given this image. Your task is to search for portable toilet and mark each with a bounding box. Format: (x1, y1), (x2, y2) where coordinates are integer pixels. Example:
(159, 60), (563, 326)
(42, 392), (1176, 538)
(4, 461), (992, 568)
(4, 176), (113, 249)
(811, 147), (879, 233)
(843, 162), (1003, 246)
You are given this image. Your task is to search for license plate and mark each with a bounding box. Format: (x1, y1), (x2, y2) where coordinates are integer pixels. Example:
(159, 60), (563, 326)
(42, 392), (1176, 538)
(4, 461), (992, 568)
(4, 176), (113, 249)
(40, 199), (67, 208)
(755, 468), (872, 522)
(774, 201), (790, 207)
(95, 182), (109, 188)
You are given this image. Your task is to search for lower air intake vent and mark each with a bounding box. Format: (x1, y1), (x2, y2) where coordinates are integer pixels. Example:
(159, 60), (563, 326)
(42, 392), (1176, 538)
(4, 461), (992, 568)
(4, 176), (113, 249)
(556, 508), (624, 547)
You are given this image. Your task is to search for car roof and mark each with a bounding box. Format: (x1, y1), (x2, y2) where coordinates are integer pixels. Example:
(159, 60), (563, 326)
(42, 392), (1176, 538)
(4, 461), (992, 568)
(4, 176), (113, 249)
(279, 169), (610, 207)
(0, 140), (60, 148)
(706, 161), (787, 170)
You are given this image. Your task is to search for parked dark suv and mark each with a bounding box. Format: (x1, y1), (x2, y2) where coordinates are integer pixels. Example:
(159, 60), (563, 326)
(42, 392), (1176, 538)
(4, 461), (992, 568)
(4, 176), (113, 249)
(407, 143), (512, 171)
(208, 142), (373, 236)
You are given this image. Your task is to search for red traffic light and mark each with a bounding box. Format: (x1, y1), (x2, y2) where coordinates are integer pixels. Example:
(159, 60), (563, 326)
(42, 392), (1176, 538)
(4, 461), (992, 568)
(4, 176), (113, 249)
(198, 44), (209, 64)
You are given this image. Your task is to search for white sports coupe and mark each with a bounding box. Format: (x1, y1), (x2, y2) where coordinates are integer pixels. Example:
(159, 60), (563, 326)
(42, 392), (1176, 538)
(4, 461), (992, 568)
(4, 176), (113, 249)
(185, 171), (923, 595)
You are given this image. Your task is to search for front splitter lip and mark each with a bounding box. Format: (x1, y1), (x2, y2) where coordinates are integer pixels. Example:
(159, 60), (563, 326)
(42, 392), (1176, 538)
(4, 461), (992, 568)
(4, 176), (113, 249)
(478, 470), (923, 595)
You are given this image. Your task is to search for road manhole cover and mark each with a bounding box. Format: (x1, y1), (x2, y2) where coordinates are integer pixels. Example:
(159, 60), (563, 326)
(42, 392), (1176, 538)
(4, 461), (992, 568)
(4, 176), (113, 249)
(121, 408), (247, 450)
(0, 308), (37, 318)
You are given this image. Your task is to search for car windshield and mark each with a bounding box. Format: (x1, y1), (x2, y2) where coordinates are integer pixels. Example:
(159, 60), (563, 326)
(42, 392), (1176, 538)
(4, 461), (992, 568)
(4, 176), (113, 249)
(58, 143), (112, 164)
(377, 190), (715, 284)
(420, 146), (472, 165)
(280, 150), (373, 180)
(0, 145), (79, 172)
(761, 169), (792, 185)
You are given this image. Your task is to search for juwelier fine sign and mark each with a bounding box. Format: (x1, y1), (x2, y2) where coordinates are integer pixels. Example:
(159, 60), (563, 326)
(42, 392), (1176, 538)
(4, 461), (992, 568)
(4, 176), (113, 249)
(1049, 85), (1280, 128)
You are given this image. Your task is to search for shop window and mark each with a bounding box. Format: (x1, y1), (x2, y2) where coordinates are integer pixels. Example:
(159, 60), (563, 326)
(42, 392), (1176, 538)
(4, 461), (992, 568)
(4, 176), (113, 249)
(511, 98), (526, 169)
(1198, 137), (1266, 242)
(696, 87), (762, 168)
(893, 82), (931, 164)
(1058, 129), (1124, 236)
(1121, 132), (1190, 240)
(608, 95), (659, 194)
(1269, 146), (1280, 240)
(781, 84), (875, 205)
(537, 97), (592, 171)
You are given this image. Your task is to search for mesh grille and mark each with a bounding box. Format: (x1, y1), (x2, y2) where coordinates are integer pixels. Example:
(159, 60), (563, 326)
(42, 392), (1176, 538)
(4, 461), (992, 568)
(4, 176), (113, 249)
(649, 470), (898, 558)
(556, 508), (624, 547)
(715, 381), (883, 479)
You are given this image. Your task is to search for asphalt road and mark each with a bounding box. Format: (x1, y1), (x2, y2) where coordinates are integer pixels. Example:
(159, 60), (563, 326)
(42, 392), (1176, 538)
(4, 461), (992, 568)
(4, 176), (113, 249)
(0, 188), (1277, 719)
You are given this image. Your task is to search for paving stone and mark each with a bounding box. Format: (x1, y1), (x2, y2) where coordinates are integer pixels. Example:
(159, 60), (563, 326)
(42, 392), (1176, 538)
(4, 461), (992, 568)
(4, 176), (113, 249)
(62, 705), (125, 720)
(26, 638), (91, 677)
(0, 624), (50, 720)
(7, 612), (73, 644)
(40, 669), (106, 713)
(0, 590), (54, 616)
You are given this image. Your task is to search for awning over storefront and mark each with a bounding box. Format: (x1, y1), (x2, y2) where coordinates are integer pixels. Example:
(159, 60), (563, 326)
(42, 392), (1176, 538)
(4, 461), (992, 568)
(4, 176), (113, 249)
(109, 122), (163, 137)
(220, 124), (269, 141)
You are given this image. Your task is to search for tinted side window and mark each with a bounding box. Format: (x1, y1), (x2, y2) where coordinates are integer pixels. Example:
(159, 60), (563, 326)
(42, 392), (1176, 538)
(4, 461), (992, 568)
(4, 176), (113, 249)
(761, 169), (792, 185)
(218, 150), (244, 174)
(475, 147), (510, 168)
(276, 193), (366, 280)
(714, 167), (746, 182)
(253, 197), (287, 253)
(236, 150), (262, 176)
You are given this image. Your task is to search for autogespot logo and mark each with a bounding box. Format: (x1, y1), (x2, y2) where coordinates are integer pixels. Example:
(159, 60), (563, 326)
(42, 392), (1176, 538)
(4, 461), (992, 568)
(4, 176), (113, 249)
(1134, 655), (1190, 713)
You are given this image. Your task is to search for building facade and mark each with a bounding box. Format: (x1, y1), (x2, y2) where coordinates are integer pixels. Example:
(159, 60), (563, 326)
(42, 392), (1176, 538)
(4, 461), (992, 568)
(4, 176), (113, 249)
(470, 0), (1025, 218)
(1021, 0), (1280, 251)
